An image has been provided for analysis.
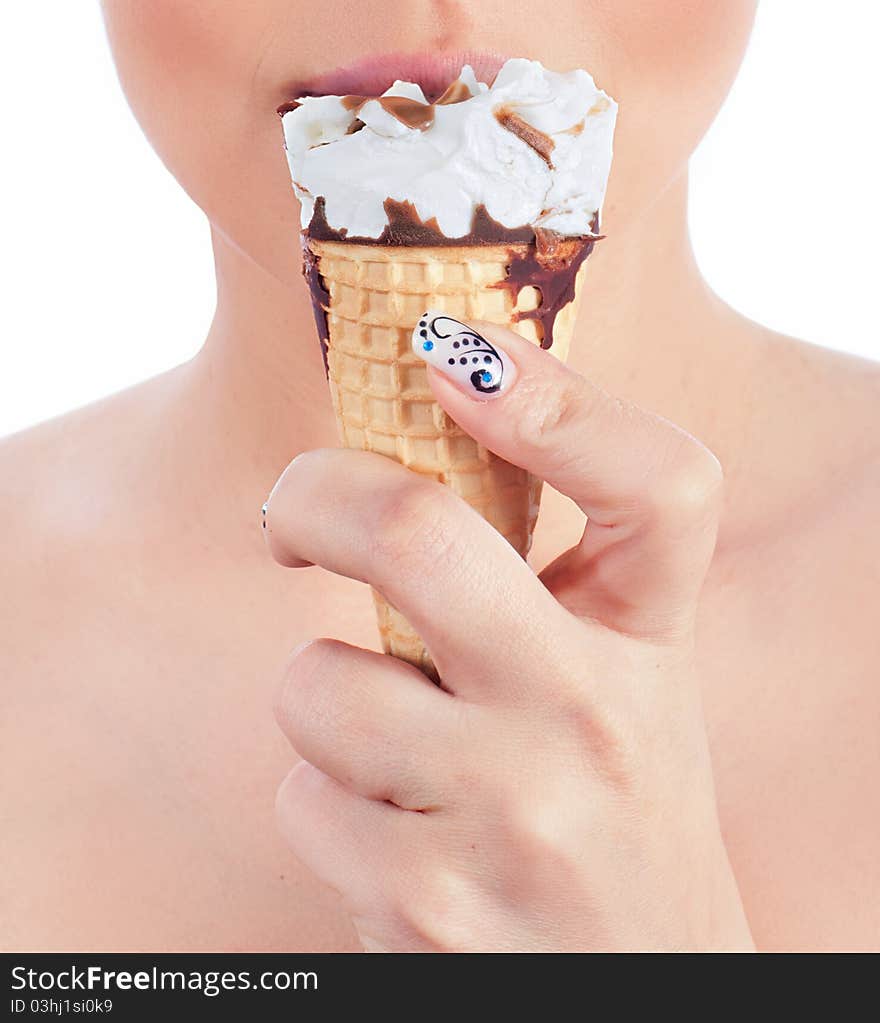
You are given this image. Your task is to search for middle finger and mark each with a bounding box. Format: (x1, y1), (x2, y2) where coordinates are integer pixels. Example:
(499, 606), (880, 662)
(264, 448), (566, 693)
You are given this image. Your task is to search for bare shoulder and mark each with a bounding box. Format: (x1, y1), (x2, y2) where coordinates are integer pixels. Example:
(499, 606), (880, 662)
(717, 327), (880, 684)
(0, 401), (113, 618)
(0, 370), (184, 560)
(799, 335), (879, 508)
(0, 374), (182, 681)
(738, 330), (880, 533)
(787, 335), (880, 579)
(765, 331), (880, 455)
(703, 332), (880, 950)
(713, 326), (880, 633)
(0, 388), (158, 944)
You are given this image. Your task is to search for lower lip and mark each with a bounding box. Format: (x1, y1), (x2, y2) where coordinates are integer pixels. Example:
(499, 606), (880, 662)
(283, 50), (508, 101)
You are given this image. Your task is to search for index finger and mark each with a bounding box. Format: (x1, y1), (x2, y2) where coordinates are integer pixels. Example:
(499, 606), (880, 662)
(416, 317), (723, 637)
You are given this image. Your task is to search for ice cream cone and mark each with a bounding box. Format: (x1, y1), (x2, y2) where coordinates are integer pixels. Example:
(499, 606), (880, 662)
(307, 237), (587, 679)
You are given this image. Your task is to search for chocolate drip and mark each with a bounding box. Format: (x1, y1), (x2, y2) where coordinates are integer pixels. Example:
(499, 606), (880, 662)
(276, 99), (302, 116)
(304, 202), (602, 356)
(288, 71), (606, 363)
(494, 105), (555, 168)
(497, 232), (596, 349)
(307, 196), (535, 246)
(301, 238), (331, 373)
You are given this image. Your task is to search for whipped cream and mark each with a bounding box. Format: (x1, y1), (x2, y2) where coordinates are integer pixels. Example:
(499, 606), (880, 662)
(281, 58), (617, 240)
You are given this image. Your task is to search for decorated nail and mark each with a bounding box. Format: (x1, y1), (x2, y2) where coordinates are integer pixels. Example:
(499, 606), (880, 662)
(261, 501), (268, 529)
(411, 311), (515, 398)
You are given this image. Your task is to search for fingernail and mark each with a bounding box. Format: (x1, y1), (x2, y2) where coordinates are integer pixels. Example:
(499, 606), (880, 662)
(411, 311), (516, 399)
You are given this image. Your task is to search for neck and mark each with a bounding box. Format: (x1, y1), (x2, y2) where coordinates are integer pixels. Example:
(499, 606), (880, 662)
(183, 170), (754, 503)
(569, 172), (749, 422)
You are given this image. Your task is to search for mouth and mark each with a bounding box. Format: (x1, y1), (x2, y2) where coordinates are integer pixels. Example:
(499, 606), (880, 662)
(280, 50), (508, 103)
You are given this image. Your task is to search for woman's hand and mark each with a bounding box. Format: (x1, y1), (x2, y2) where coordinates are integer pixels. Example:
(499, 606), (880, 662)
(263, 321), (753, 951)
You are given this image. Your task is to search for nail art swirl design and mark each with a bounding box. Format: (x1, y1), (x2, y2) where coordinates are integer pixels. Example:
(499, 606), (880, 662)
(411, 312), (506, 395)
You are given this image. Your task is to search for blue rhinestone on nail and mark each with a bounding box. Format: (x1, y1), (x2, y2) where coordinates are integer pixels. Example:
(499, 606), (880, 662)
(422, 340), (434, 351)
(481, 371), (492, 383)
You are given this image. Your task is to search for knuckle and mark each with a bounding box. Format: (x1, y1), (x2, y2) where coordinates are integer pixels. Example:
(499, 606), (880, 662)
(554, 645), (647, 793)
(517, 375), (592, 450)
(523, 657), (644, 795)
(494, 785), (586, 892)
(370, 478), (461, 578)
(572, 698), (643, 795)
(650, 433), (723, 526)
(389, 864), (476, 951)
(284, 446), (336, 481)
(264, 449), (337, 564)
(270, 448), (329, 507)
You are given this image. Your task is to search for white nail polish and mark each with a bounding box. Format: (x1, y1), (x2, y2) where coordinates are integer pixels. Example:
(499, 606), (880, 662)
(411, 310), (515, 398)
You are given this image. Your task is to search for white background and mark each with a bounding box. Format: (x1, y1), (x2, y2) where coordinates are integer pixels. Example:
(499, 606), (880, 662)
(1, 2), (878, 437)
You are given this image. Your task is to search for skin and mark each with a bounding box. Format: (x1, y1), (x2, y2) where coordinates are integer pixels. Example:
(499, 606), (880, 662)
(1, 0), (878, 950)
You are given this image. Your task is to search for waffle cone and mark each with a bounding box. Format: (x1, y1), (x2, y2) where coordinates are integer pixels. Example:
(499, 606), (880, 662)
(307, 237), (585, 679)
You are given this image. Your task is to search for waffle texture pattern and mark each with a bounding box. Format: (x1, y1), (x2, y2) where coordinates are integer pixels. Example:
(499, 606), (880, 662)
(309, 238), (582, 678)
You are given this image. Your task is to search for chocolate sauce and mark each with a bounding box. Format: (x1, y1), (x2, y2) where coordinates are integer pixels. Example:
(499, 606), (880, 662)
(340, 94), (436, 131)
(498, 233), (596, 349)
(494, 105), (555, 168)
(301, 237), (332, 372)
(287, 72), (605, 364)
(304, 201), (602, 355)
(377, 96), (435, 131)
(307, 196), (535, 246)
(336, 79), (478, 132)
(281, 85), (468, 133)
(434, 80), (473, 105)
(276, 99), (302, 116)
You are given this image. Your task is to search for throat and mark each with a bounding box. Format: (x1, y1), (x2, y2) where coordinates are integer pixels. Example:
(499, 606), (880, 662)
(179, 227), (339, 512)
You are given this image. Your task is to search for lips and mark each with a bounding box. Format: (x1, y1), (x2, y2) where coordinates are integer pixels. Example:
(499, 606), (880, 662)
(281, 50), (507, 103)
